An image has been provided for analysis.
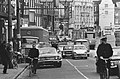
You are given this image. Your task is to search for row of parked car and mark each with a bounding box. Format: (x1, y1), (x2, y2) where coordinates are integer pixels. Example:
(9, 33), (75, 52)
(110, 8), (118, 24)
(34, 42), (90, 68)
(59, 44), (89, 59)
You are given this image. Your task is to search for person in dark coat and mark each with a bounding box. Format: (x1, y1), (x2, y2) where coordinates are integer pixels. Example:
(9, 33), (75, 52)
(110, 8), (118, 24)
(6, 43), (13, 69)
(28, 43), (39, 74)
(51, 42), (58, 50)
(0, 41), (10, 74)
(96, 37), (113, 79)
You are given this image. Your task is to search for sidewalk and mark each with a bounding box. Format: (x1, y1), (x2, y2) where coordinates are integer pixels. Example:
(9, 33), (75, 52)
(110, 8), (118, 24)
(0, 63), (28, 79)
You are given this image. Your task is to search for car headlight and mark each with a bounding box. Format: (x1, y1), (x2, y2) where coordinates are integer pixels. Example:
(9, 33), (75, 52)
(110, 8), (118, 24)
(85, 52), (87, 54)
(73, 52), (77, 55)
(55, 56), (61, 60)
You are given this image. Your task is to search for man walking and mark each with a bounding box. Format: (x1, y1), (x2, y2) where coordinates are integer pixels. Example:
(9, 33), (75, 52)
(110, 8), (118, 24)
(0, 41), (10, 74)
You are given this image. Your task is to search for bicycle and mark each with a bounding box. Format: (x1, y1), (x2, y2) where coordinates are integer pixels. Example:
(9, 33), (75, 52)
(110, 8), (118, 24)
(100, 57), (110, 79)
(28, 57), (38, 77)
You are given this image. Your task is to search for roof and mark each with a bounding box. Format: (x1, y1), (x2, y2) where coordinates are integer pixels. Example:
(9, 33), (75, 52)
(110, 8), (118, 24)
(112, 0), (120, 7)
(75, 39), (88, 42)
(20, 26), (48, 32)
(93, 0), (101, 4)
(112, 0), (120, 4)
(74, 45), (86, 47)
(22, 36), (39, 39)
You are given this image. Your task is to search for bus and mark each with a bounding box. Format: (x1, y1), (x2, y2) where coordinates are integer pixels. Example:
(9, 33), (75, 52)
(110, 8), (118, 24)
(20, 26), (49, 62)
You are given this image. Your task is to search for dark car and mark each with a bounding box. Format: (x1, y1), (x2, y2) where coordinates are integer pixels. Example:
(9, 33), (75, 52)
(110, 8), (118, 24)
(38, 47), (62, 68)
(62, 45), (73, 58)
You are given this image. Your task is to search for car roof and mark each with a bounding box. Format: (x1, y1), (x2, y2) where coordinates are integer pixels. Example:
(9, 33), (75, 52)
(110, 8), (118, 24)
(38, 47), (56, 49)
(74, 45), (86, 46)
(75, 39), (88, 42)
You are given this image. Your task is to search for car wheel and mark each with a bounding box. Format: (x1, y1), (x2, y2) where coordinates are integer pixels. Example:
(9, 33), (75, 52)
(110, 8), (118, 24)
(57, 62), (62, 67)
(84, 57), (87, 59)
(87, 54), (89, 57)
(62, 56), (65, 58)
(117, 64), (120, 78)
(72, 55), (75, 59)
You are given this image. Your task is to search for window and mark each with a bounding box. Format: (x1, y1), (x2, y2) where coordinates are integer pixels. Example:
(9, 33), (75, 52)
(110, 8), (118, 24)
(105, 4), (108, 8)
(105, 11), (108, 14)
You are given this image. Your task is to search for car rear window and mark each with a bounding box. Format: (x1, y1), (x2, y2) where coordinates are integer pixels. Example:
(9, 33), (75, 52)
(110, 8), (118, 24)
(74, 46), (86, 50)
(63, 46), (73, 50)
(39, 47), (57, 54)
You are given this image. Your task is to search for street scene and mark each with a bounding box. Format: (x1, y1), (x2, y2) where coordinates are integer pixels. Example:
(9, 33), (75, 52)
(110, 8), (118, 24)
(0, 0), (120, 79)
(17, 58), (119, 79)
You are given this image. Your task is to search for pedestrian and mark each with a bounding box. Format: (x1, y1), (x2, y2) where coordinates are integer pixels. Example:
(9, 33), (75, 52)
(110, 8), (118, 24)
(96, 36), (113, 79)
(0, 41), (10, 74)
(28, 43), (39, 74)
(51, 42), (58, 50)
(6, 42), (13, 69)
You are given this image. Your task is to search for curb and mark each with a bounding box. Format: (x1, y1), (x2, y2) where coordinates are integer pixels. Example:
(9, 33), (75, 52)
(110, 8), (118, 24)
(13, 65), (29, 79)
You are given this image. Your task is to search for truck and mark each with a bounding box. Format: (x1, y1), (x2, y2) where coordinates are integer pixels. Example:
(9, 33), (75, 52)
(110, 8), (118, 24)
(20, 26), (49, 62)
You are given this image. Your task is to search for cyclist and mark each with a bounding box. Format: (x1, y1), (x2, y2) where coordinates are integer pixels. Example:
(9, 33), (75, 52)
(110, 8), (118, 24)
(96, 36), (113, 79)
(28, 43), (39, 74)
(51, 42), (58, 50)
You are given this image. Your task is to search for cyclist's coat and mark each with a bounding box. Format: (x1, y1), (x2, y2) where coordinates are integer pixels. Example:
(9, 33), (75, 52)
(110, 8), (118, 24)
(97, 43), (113, 58)
(96, 42), (113, 73)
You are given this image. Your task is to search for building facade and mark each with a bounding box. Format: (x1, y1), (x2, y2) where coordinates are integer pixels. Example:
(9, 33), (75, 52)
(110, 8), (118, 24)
(72, 0), (94, 39)
(99, 0), (115, 32)
(99, 0), (120, 35)
(0, 0), (16, 43)
(93, 0), (101, 37)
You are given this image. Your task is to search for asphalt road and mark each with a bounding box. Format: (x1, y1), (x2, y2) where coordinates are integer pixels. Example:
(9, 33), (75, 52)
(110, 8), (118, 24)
(17, 57), (119, 79)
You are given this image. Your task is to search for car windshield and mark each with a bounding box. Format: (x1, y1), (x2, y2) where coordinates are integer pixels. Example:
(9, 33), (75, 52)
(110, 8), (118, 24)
(63, 46), (72, 50)
(39, 47), (57, 54)
(74, 46), (86, 50)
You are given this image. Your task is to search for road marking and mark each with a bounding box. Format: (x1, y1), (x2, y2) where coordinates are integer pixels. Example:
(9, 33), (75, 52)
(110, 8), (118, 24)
(66, 59), (89, 79)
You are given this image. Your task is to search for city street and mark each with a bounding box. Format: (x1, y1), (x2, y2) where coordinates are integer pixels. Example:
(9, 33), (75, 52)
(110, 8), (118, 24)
(17, 57), (119, 79)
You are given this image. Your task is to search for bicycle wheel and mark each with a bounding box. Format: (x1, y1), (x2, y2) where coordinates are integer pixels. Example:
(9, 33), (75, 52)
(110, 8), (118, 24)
(29, 65), (32, 77)
(104, 68), (109, 79)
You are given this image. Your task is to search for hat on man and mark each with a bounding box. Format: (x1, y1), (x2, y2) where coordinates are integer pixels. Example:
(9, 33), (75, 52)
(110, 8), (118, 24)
(101, 36), (107, 41)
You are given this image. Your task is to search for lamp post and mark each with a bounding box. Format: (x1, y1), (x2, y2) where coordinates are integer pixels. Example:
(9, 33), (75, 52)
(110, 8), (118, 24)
(16, 0), (21, 52)
(52, 0), (55, 34)
(8, 0), (12, 43)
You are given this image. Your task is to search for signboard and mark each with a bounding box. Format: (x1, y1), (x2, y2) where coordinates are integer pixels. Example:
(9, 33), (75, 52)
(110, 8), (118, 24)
(87, 27), (94, 31)
(103, 26), (113, 35)
(103, 30), (112, 35)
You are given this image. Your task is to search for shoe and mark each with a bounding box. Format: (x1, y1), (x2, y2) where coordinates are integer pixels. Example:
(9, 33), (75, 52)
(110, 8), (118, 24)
(33, 72), (36, 74)
(3, 72), (8, 74)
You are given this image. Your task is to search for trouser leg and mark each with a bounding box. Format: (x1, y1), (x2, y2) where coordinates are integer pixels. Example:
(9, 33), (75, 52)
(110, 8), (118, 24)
(3, 63), (8, 73)
(33, 59), (38, 73)
(100, 73), (104, 79)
